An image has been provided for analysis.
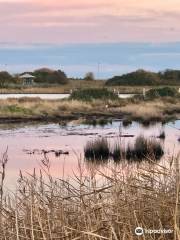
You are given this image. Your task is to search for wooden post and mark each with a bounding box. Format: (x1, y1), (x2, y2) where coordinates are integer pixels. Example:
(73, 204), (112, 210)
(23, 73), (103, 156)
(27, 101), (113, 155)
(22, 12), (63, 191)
(143, 88), (146, 97)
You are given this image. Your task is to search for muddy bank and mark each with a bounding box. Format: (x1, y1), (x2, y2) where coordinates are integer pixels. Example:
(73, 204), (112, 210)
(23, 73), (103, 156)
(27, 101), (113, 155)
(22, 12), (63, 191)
(0, 111), (178, 125)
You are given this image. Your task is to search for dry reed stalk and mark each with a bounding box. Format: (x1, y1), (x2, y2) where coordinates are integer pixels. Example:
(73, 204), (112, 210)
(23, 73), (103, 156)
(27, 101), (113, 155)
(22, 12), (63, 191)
(0, 151), (179, 239)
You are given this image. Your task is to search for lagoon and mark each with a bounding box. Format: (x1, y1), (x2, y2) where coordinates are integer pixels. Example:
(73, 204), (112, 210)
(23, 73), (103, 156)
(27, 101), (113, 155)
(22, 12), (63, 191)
(0, 119), (179, 189)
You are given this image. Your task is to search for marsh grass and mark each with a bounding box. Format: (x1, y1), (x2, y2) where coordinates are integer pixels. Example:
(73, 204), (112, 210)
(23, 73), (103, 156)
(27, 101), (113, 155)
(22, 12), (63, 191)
(85, 136), (164, 163)
(0, 151), (179, 239)
(126, 135), (164, 161)
(84, 138), (110, 161)
(0, 92), (179, 123)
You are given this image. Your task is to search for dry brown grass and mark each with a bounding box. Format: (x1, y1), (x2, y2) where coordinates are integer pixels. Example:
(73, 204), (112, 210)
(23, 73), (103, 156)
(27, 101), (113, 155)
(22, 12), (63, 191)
(0, 98), (93, 118)
(0, 96), (179, 122)
(119, 99), (180, 121)
(0, 152), (179, 239)
(0, 80), (105, 94)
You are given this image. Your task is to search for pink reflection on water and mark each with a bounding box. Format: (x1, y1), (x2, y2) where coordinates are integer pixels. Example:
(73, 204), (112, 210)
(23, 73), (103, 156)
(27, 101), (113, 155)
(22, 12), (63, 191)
(0, 120), (179, 189)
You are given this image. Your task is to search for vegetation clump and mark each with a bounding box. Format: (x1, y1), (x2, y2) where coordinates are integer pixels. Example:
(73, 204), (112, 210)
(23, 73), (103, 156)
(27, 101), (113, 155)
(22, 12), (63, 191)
(84, 137), (110, 161)
(0, 151), (178, 239)
(83, 118), (112, 126)
(85, 135), (164, 162)
(122, 118), (132, 127)
(158, 130), (166, 139)
(146, 87), (178, 98)
(33, 68), (68, 85)
(0, 71), (15, 87)
(106, 69), (180, 86)
(84, 72), (95, 81)
(126, 135), (164, 161)
(70, 88), (119, 101)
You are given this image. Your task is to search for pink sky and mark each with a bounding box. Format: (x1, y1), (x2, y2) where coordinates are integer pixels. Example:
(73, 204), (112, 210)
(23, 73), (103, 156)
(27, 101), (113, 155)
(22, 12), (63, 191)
(0, 0), (180, 43)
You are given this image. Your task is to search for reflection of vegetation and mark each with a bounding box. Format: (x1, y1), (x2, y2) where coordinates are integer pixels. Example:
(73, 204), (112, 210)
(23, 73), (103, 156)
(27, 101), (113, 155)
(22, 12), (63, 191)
(83, 118), (112, 126)
(84, 135), (164, 162)
(122, 118), (132, 127)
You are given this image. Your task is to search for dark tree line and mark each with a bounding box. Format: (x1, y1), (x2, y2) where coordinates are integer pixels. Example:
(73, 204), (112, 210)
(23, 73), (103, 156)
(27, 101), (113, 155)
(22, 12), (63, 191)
(0, 68), (69, 87)
(106, 69), (180, 86)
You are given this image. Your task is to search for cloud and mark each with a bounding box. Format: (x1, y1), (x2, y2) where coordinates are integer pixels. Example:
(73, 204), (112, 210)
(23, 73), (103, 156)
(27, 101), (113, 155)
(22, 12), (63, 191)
(0, 0), (180, 43)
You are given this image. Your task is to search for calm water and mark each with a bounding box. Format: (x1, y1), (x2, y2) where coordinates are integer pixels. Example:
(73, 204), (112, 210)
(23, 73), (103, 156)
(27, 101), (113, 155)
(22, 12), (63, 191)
(0, 93), (70, 100)
(0, 120), (179, 189)
(0, 93), (135, 100)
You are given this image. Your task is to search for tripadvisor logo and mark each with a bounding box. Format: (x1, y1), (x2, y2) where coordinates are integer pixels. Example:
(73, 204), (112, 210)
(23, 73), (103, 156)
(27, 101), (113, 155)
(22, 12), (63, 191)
(135, 227), (144, 236)
(135, 227), (173, 236)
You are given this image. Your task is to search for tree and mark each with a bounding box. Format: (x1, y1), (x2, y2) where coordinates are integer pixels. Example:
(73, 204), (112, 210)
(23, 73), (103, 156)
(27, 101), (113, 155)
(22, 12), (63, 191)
(106, 69), (160, 86)
(84, 72), (95, 81)
(0, 71), (13, 87)
(33, 68), (69, 85)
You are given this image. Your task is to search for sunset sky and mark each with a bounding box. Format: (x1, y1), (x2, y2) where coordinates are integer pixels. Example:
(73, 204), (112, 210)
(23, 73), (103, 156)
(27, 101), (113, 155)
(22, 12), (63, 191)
(0, 0), (180, 77)
(0, 0), (180, 43)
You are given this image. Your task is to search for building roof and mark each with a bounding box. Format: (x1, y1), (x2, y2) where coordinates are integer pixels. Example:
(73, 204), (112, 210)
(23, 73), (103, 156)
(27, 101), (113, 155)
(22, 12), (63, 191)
(19, 73), (35, 79)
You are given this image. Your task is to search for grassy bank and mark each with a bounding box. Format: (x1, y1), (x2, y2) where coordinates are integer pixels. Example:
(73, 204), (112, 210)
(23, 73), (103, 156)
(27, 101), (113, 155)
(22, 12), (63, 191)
(0, 94), (179, 123)
(0, 87), (179, 123)
(0, 151), (179, 239)
(0, 80), (105, 94)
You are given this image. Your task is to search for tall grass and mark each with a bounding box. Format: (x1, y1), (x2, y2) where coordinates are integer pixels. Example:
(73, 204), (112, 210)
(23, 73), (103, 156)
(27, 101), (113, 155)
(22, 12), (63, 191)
(126, 135), (164, 161)
(84, 138), (110, 161)
(0, 152), (179, 239)
(84, 136), (164, 163)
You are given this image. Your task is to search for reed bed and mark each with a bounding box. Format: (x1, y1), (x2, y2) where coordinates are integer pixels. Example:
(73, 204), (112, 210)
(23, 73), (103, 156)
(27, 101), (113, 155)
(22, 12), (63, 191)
(0, 148), (179, 240)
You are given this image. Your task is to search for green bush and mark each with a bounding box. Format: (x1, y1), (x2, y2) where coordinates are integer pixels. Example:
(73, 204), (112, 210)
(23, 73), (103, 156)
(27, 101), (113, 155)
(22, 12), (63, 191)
(146, 87), (178, 98)
(70, 88), (119, 101)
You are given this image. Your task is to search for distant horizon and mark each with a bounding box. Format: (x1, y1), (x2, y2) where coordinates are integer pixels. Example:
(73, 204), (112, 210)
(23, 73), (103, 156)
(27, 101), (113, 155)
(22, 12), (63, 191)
(1, 0), (180, 78)
(1, 42), (180, 79)
(3, 66), (180, 80)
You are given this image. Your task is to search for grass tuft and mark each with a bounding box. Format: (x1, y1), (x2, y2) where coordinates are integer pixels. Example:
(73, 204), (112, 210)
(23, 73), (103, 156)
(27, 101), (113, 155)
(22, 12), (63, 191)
(84, 138), (110, 161)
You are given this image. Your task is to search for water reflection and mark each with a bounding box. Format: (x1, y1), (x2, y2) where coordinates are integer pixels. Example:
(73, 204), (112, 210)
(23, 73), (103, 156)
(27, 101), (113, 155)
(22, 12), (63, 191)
(0, 119), (179, 189)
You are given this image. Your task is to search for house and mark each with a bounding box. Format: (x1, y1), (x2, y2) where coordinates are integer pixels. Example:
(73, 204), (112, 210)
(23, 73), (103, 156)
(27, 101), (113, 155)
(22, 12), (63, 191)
(19, 73), (35, 86)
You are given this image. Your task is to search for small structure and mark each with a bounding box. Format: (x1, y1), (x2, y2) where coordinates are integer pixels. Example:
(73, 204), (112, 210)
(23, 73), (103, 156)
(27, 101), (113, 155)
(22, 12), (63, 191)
(20, 73), (35, 86)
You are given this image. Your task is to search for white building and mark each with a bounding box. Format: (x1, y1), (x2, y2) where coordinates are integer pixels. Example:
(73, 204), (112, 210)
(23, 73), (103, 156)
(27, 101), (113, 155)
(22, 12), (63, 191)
(19, 73), (35, 86)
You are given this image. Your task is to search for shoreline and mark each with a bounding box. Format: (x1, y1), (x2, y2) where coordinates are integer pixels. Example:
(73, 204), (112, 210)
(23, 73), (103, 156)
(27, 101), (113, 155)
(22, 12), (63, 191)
(0, 111), (178, 125)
